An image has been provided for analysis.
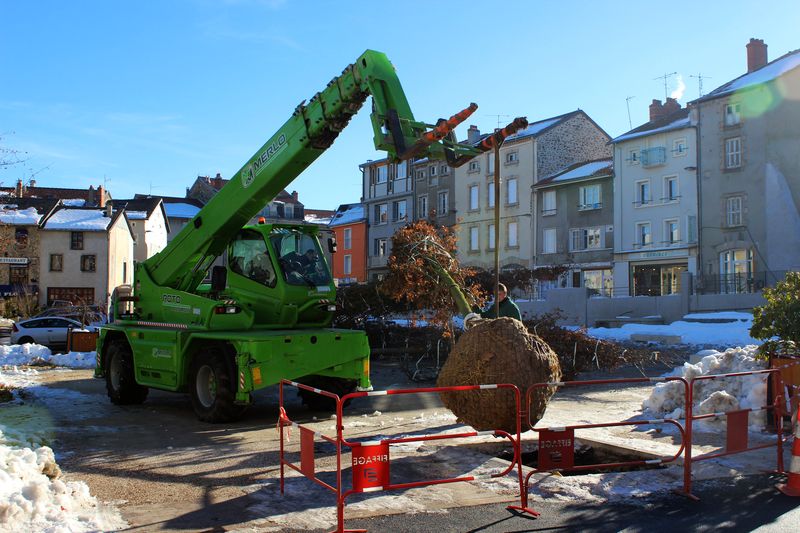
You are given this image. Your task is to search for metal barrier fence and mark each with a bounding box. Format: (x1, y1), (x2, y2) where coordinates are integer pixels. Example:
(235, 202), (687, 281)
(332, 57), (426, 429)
(279, 367), (796, 530)
(510, 377), (689, 516)
(683, 368), (787, 499)
(278, 380), (523, 533)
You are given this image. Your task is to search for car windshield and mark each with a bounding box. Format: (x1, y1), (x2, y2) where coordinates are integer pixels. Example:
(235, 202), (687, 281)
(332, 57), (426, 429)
(269, 229), (331, 287)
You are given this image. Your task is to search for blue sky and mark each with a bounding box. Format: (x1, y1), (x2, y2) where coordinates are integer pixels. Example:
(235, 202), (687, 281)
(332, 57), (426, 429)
(1, 1), (798, 209)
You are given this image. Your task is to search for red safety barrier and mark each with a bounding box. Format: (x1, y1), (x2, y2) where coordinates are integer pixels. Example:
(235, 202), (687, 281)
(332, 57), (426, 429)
(683, 368), (787, 500)
(510, 376), (690, 517)
(278, 380), (523, 533)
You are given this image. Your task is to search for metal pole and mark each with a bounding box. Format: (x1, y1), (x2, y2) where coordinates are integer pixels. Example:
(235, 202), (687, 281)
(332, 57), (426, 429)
(494, 130), (501, 318)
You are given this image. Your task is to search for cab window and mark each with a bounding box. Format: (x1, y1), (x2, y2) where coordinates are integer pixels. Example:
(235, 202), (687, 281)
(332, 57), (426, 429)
(229, 230), (276, 287)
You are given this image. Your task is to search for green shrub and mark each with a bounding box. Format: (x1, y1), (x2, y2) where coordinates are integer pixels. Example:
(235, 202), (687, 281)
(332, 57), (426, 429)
(751, 271), (800, 358)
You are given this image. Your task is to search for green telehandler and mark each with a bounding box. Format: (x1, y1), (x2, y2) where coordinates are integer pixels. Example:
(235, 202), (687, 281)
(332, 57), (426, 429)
(94, 50), (487, 421)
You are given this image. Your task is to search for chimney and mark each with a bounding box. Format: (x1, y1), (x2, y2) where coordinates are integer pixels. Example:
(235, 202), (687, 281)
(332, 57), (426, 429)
(746, 38), (768, 73)
(97, 185), (106, 208)
(291, 190), (299, 202)
(213, 172), (223, 189)
(467, 125), (481, 144)
(663, 97), (681, 116)
(15, 179), (23, 198)
(29, 179), (36, 188)
(649, 99), (665, 122)
(105, 203), (113, 218)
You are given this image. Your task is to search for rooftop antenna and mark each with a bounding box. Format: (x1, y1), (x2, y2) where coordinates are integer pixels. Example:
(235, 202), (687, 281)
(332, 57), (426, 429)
(689, 73), (712, 97)
(485, 114), (511, 129)
(625, 96), (635, 129)
(653, 72), (677, 100)
(149, 182), (160, 196)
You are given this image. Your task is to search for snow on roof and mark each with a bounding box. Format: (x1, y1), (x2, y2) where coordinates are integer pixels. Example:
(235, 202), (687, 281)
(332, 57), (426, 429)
(547, 160), (613, 183)
(329, 204), (366, 227)
(163, 203), (201, 219)
(62, 198), (86, 207)
(43, 209), (112, 231)
(611, 115), (691, 143)
(0, 205), (42, 225)
(697, 49), (800, 102)
(125, 210), (148, 220)
(503, 117), (562, 142)
(304, 214), (332, 225)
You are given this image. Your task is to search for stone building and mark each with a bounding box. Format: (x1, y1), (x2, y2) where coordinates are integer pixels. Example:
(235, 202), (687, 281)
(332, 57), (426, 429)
(454, 110), (611, 271)
(0, 199), (60, 298)
(0, 180), (111, 207)
(187, 173), (304, 223)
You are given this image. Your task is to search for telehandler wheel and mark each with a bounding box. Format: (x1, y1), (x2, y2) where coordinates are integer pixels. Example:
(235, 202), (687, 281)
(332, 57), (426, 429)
(105, 339), (148, 405)
(189, 348), (247, 423)
(297, 377), (357, 412)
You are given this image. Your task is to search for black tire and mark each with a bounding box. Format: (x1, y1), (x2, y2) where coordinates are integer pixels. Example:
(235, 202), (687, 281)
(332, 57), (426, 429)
(189, 347), (247, 423)
(105, 339), (148, 405)
(297, 376), (357, 412)
(17, 336), (34, 345)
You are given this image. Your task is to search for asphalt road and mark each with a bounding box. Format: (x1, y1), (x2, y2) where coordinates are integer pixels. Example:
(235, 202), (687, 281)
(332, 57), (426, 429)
(335, 473), (800, 533)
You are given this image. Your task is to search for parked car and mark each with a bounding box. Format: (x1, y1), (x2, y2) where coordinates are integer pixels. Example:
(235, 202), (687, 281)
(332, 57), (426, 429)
(34, 305), (107, 326)
(11, 317), (84, 350)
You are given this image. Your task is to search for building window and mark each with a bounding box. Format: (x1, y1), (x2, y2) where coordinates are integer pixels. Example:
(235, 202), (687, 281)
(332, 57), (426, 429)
(392, 199), (407, 221)
(507, 178), (518, 205)
(437, 191), (448, 215)
(417, 195), (428, 218)
(468, 184), (479, 210)
(506, 151), (518, 164)
(487, 152), (495, 173)
(71, 231), (84, 250)
(665, 219), (680, 244)
(376, 165), (388, 184)
(579, 184), (601, 210)
(344, 254), (352, 275)
(81, 255), (97, 272)
(629, 149), (639, 165)
(488, 224), (495, 250)
(429, 165), (436, 177)
(343, 228), (352, 250)
(664, 176), (679, 202)
(374, 238), (387, 257)
(636, 180), (651, 206)
(469, 227), (479, 251)
(725, 137), (742, 168)
(570, 228), (602, 251)
(416, 170), (425, 180)
(488, 182), (495, 208)
(396, 161), (407, 179)
(468, 160), (480, 172)
(15, 227), (28, 247)
(636, 222), (652, 247)
(440, 164), (449, 175)
(507, 221), (518, 247)
(542, 190), (556, 216)
(50, 254), (63, 272)
(672, 137), (688, 156)
(542, 228), (557, 254)
(727, 196), (743, 227)
(9, 266), (27, 285)
(719, 248), (753, 293)
(374, 203), (388, 225)
(725, 103), (741, 126)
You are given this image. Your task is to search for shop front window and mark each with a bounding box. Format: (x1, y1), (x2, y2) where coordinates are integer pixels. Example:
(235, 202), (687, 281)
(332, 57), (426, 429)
(719, 248), (753, 293)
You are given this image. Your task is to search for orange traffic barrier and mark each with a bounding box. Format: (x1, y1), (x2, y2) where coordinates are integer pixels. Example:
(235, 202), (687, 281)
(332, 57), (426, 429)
(778, 400), (800, 496)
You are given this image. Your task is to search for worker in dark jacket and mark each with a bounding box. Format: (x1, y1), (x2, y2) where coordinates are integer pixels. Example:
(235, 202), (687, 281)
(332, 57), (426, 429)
(478, 283), (522, 320)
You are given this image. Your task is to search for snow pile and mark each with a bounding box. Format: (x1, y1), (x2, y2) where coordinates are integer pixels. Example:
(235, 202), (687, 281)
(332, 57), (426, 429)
(643, 346), (767, 428)
(587, 312), (758, 347)
(0, 344), (97, 369)
(0, 370), (126, 532)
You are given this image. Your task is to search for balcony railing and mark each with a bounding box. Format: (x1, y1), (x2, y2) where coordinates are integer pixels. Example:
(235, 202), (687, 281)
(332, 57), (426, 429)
(641, 147), (666, 168)
(694, 271), (787, 295)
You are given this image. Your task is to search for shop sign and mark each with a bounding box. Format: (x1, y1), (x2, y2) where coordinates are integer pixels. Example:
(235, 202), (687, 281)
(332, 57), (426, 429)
(635, 249), (687, 260)
(0, 257), (29, 265)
